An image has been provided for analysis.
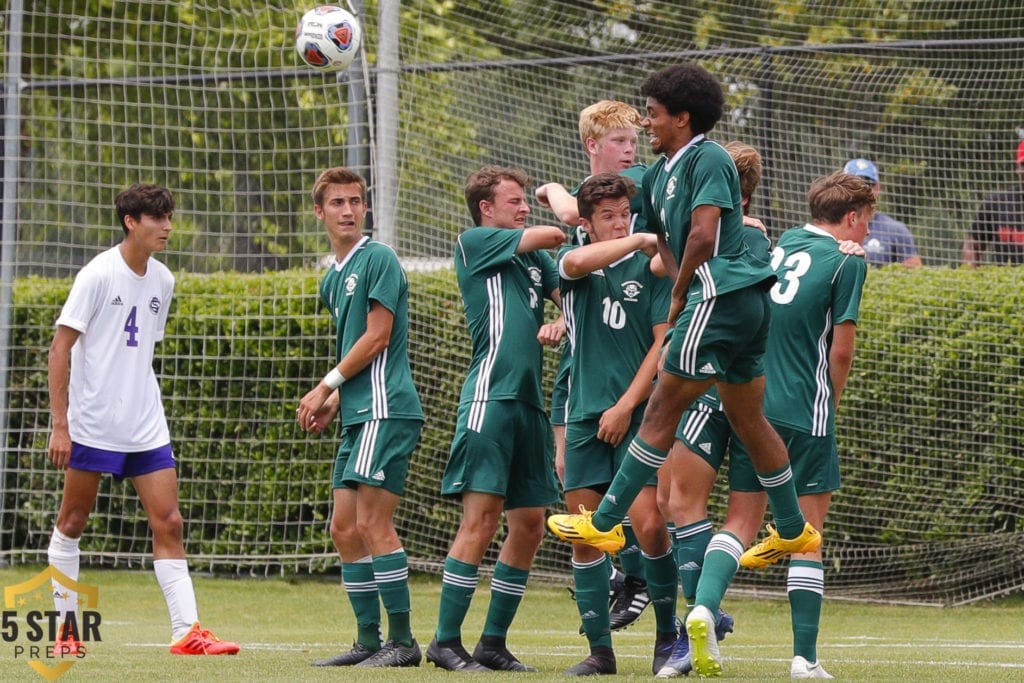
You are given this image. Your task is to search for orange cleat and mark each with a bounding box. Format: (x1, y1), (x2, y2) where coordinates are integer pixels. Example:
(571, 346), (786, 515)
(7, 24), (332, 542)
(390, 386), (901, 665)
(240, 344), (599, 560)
(169, 622), (240, 655)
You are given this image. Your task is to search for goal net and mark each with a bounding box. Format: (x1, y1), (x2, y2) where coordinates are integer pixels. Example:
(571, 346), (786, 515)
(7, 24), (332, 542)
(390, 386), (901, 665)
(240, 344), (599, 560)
(3, 1), (1024, 606)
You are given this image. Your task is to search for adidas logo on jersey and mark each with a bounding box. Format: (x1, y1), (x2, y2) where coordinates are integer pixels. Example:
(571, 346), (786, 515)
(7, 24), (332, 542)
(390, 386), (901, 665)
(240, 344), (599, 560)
(111, 296), (123, 306)
(699, 363), (716, 374)
(699, 442), (712, 454)
(371, 470), (386, 481)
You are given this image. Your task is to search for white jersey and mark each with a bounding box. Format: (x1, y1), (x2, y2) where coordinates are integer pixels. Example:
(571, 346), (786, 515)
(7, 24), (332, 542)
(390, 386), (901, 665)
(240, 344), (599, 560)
(56, 246), (174, 451)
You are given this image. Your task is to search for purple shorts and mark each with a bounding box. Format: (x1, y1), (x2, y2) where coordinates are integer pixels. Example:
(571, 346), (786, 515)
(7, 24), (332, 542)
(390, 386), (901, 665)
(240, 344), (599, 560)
(69, 442), (176, 480)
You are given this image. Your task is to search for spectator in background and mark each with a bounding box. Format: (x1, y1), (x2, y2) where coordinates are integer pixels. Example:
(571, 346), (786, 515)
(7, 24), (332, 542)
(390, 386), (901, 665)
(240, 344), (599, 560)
(843, 158), (922, 268)
(962, 140), (1024, 266)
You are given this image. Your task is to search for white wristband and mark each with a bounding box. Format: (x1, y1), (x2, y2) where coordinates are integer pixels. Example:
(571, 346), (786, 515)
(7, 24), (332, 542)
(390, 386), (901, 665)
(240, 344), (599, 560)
(323, 367), (346, 389)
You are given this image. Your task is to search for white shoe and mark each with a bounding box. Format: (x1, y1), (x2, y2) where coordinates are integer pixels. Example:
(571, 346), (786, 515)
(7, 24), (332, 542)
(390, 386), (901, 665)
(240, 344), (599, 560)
(685, 605), (722, 677)
(791, 655), (833, 679)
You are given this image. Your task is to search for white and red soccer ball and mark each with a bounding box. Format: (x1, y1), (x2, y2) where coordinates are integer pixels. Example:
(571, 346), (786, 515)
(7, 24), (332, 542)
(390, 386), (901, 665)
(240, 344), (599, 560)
(295, 6), (362, 71)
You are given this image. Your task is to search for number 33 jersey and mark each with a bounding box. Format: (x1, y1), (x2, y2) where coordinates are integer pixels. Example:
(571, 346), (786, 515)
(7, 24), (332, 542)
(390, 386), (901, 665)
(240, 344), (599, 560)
(56, 246), (174, 451)
(765, 225), (867, 436)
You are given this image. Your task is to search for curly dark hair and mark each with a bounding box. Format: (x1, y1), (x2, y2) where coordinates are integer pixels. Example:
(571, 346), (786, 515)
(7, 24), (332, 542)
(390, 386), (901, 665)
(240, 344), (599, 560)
(640, 63), (724, 136)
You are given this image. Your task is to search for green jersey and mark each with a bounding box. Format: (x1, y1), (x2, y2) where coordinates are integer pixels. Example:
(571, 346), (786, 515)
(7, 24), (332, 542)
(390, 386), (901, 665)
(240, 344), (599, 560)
(569, 164), (648, 246)
(454, 226), (559, 411)
(559, 247), (670, 422)
(641, 136), (775, 300)
(319, 237), (424, 427)
(764, 224), (868, 436)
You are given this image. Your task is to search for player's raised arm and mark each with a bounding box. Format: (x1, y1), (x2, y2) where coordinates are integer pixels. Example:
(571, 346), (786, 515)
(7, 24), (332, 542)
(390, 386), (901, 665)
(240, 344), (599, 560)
(560, 232), (657, 279)
(535, 182), (581, 226)
(516, 225), (566, 253)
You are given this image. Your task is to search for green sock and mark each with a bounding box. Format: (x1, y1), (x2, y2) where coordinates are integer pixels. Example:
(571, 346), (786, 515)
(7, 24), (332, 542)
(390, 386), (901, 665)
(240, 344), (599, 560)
(675, 519), (712, 603)
(757, 463), (806, 539)
(642, 548), (678, 635)
(573, 555), (612, 648)
(618, 518), (644, 579)
(373, 549), (413, 646)
(788, 559), (823, 662)
(693, 532), (743, 615)
(435, 556), (478, 643)
(342, 558), (381, 649)
(482, 561), (529, 638)
(594, 437), (667, 530)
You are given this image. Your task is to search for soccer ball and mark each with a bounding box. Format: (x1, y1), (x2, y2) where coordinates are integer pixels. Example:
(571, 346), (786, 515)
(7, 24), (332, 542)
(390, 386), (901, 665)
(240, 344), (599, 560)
(295, 6), (362, 72)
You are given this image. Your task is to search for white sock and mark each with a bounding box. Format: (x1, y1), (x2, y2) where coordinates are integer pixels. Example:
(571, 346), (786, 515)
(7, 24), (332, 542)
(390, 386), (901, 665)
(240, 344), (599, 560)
(47, 527), (80, 625)
(154, 559), (199, 641)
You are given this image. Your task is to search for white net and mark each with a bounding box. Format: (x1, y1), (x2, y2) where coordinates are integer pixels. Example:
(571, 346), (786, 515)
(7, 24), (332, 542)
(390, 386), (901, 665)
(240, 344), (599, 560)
(3, 1), (1024, 605)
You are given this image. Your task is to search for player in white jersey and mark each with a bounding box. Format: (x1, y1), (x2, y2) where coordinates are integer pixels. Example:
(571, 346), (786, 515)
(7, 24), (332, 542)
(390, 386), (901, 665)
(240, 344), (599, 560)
(46, 184), (239, 657)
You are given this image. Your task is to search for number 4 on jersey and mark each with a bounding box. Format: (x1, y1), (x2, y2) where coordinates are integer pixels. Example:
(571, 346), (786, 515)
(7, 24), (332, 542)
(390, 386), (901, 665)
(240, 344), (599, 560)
(124, 305), (139, 347)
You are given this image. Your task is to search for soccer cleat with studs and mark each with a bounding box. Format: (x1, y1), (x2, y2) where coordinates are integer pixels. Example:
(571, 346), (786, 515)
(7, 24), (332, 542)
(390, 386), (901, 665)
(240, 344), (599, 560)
(609, 575), (651, 631)
(564, 646), (617, 676)
(54, 623), (85, 658)
(312, 641), (379, 666)
(355, 638), (422, 667)
(472, 638), (537, 672)
(547, 506), (626, 553)
(685, 605), (722, 677)
(655, 631), (691, 678)
(169, 622), (240, 655)
(791, 655), (834, 679)
(656, 607), (734, 678)
(740, 522), (822, 569)
(425, 637), (492, 672)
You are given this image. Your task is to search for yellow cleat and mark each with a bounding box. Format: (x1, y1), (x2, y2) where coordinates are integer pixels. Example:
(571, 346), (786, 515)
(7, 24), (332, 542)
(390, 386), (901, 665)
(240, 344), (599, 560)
(546, 505), (626, 553)
(739, 522), (822, 569)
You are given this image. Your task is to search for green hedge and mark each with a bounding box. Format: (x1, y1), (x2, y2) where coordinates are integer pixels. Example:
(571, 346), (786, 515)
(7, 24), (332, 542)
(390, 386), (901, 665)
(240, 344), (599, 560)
(5, 265), (1024, 600)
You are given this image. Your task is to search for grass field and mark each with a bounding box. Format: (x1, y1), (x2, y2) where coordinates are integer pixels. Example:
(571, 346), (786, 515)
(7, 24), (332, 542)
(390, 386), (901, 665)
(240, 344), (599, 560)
(1, 564), (1022, 681)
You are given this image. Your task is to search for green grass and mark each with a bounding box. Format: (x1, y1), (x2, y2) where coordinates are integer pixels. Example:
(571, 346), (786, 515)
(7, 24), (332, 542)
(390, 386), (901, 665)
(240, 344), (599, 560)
(0, 565), (1022, 681)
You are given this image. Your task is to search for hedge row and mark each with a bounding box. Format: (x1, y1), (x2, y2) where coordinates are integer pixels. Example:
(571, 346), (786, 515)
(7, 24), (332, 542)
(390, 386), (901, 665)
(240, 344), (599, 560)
(5, 265), (1024, 598)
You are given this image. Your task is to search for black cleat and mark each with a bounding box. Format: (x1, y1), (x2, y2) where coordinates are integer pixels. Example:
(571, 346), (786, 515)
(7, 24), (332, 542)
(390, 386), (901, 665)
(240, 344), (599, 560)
(355, 639), (422, 667)
(609, 575), (651, 631)
(426, 637), (492, 672)
(312, 641), (379, 666)
(472, 638), (538, 672)
(565, 647), (617, 676)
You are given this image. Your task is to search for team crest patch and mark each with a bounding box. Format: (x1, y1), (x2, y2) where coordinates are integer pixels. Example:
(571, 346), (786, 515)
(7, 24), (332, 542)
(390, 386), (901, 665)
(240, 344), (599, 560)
(345, 274), (359, 295)
(149, 297), (160, 314)
(621, 280), (643, 301)
(666, 176), (677, 199)
(528, 266), (543, 286)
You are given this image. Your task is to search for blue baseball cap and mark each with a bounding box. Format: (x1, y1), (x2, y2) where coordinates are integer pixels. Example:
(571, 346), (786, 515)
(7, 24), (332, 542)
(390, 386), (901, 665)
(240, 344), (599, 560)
(844, 158), (879, 183)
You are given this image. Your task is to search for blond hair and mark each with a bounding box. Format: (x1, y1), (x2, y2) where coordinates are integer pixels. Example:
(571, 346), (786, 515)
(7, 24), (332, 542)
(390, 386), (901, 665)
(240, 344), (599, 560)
(578, 100), (642, 145)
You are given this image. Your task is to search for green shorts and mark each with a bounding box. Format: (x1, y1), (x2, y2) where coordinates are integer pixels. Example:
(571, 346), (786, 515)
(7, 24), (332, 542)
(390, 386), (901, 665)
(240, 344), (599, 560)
(729, 423), (840, 495)
(675, 402), (732, 473)
(563, 418), (654, 492)
(662, 285), (769, 385)
(333, 418), (423, 497)
(550, 348), (571, 426)
(443, 399), (560, 509)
